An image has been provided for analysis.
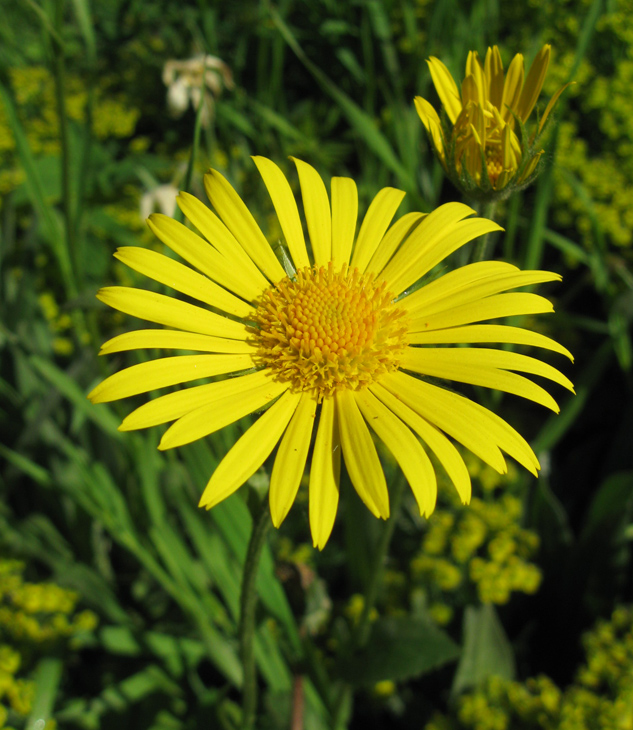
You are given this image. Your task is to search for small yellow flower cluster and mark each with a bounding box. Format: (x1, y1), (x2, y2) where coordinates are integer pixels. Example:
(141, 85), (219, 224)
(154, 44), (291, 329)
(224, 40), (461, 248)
(457, 675), (561, 730)
(412, 486), (541, 613)
(0, 645), (36, 723)
(37, 292), (74, 357)
(345, 594), (379, 627)
(425, 606), (633, 730)
(0, 66), (139, 200)
(578, 607), (633, 692)
(500, 0), (633, 250)
(0, 559), (97, 645)
(0, 560), (97, 726)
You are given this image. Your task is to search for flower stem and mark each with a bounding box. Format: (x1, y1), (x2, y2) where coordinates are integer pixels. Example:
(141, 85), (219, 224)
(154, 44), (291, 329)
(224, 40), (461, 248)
(474, 200), (498, 262)
(239, 498), (272, 730)
(332, 474), (407, 728)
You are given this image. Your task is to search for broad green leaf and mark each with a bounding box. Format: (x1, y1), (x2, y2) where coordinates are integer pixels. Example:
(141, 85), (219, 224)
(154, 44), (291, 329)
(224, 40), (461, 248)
(452, 605), (515, 696)
(337, 616), (460, 684)
(25, 658), (63, 730)
(581, 471), (633, 541)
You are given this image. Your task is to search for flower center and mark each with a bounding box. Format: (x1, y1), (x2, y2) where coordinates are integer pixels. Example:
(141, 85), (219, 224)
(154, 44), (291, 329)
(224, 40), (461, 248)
(251, 263), (409, 400)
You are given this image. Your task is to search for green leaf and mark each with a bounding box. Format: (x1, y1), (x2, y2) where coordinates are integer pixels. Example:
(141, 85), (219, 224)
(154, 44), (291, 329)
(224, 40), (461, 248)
(0, 443), (52, 486)
(337, 616), (460, 685)
(99, 626), (206, 678)
(25, 658), (63, 730)
(70, 0), (97, 62)
(180, 441), (302, 653)
(0, 83), (71, 286)
(29, 354), (122, 438)
(452, 605), (515, 696)
(581, 471), (633, 541)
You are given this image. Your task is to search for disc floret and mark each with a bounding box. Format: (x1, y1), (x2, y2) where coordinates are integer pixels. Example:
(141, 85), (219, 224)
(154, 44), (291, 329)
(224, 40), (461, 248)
(252, 263), (409, 399)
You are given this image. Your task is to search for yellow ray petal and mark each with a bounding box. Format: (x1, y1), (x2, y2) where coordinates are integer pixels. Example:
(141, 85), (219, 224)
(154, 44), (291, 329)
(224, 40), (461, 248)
(516, 45), (550, 122)
(336, 389), (389, 519)
(501, 53), (525, 121)
(355, 388), (437, 517)
(99, 329), (257, 356)
(410, 292), (555, 332)
(176, 192), (269, 291)
(350, 187), (406, 274)
(381, 371), (507, 473)
(520, 150), (543, 182)
(147, 214), (264, 301)
(407, 324), (574, 360)
(380, 202), (476, 293)
(387, 371), (540, 474)
(485, 46), (504, 109)
(384, 215), (503, 296)
(406, 269), (561, 320)
(501, 123), (516, 173)
(88, 353), (254, 404)
(470, 105), (487, 149)
(119, 370), (271, 431)
(269, 392), (317, 527)
(461, 74), (483, 109)
(427, 57), (463, 123)
(495, 169), (514, 192)
(538, 82), (572, 134)
(462, 132), (483, 181)
(309, 396), (341, 550)
(466, 51), (486, 105)
(96, 287), (250, 340)
(400, 261), (519, 315)
(367, 212), (425, 278)
(404, 346), (574, 390)
(114, 247), (254, 319)
(291, 157), (332, 266)
(414, 97), (446, 161)
(204, 169), (286, 283)
(252, 156), (310, 270)
(457, 397), (540, 475)
(395, 371), (540, 475)
(330, 176), (358, 268)
(159, 375), (288, 450)
(199, 390), (302, 510)
(400, 346), (572, 411)
(370, 383), (471, 504)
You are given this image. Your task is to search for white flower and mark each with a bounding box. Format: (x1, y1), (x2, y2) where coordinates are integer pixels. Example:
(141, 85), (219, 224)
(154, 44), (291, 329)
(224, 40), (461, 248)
(162, 55), (234, 125)
(140, 184), (179, 221)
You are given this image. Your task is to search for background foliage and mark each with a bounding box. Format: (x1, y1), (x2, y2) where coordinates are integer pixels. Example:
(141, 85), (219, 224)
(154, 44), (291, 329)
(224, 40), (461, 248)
(1, 0), (632, 728)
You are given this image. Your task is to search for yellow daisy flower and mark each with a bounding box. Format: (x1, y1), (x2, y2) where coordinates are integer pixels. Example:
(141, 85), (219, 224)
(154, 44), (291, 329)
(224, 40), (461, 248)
(88, 157), (573, 549)
(415, 45), (569, 199)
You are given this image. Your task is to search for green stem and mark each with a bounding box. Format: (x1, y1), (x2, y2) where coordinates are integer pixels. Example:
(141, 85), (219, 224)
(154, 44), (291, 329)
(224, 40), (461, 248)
(239, 499), (272, 730)
(52, 0), (78, 295)
(332, 475), (407, 729)
(175, 68), (207, 224)
(473, 200), (498, 262)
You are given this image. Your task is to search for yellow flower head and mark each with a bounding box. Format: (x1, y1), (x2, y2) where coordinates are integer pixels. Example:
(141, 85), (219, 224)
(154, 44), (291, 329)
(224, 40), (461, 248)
(415, 45), (569, 200)
(89, 157), (573, 548)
